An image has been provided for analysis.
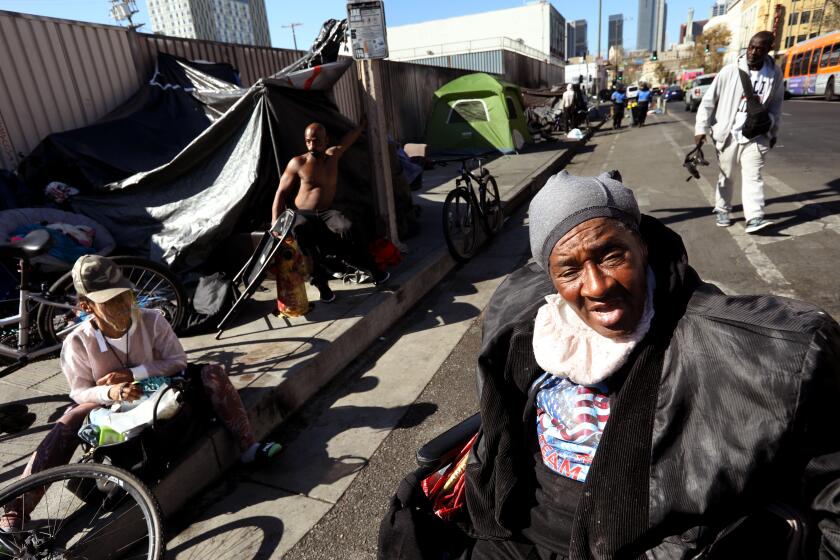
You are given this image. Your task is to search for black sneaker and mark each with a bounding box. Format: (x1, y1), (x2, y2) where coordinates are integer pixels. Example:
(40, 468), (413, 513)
(372, 271), (390, 286)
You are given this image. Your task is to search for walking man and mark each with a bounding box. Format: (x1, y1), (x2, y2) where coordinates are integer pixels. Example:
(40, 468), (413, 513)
(694, 31), (784, 233)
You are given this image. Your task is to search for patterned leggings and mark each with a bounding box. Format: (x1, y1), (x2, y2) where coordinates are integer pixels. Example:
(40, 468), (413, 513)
(2, 364), (255, 526)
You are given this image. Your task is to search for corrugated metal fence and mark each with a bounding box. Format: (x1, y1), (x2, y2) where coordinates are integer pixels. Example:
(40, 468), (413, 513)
(0, 10), (563, 171)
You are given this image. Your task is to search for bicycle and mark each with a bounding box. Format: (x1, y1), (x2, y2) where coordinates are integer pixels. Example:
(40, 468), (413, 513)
(0, 462), (164, 559)
(0, 229), (187, 378)
(438, 157), (503, 263)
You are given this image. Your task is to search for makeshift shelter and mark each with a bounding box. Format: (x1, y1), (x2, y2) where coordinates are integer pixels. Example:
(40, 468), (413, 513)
(425, 73), (532, 156)
(18, 54), (243, 193)
(13, 21), (417, 274)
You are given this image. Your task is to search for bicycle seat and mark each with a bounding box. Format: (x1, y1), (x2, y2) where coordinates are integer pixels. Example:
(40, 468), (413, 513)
(0, 229), (53, 260)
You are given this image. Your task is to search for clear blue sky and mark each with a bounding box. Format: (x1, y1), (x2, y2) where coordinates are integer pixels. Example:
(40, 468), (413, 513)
(1, 0), (708, 54)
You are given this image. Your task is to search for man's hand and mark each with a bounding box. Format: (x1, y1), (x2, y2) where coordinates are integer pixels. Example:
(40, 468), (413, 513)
(97, 369), (133, 386)
(107, 382), (142, 402)
(694, 134), (706, 147)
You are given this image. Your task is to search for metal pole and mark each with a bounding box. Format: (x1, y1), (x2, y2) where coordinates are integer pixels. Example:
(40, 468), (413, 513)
(597, 0), (602, 58)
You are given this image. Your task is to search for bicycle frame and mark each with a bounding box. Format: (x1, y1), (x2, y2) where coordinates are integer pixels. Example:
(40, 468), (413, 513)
(0, 258), (81, 365)
(455, 159), (494, 236)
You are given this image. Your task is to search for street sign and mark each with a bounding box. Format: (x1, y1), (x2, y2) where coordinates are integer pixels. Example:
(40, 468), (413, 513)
(347, 1), (388, 60)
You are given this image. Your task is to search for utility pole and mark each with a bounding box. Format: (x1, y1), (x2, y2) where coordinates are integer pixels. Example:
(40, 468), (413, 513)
(597, 0), (602, 59)
(282, 22), (303, 51)
(347, 1), (403, 249)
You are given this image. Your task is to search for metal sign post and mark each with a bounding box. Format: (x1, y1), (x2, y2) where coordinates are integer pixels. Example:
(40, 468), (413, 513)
(347, 1), (402, 250)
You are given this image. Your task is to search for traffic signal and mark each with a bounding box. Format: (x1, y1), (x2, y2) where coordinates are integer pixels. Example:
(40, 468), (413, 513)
(650, 50), (658, 61)
(704, 44), (710, 54)
(617, 71), (624, 81)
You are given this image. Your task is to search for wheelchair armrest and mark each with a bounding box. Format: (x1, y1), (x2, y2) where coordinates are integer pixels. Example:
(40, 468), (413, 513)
(415, 413), (481, 471)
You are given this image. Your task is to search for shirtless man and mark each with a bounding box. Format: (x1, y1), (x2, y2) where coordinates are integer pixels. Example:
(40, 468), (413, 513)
(271, 118), (388, 303)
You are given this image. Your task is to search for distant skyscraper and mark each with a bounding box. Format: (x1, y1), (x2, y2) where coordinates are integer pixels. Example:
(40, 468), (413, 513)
(637, 0), (667, 51)
(147, 0), (271, 46)
(711, 1), (728, 17)
(608, 14), (623, 49)
(567, 19), (588, 57)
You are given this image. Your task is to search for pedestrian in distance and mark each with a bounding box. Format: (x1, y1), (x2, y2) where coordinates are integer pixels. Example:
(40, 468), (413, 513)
(694, 30), (784, 234)
(0, 255), (281, 532)
(610, 86), (626, 129)
(561, 83), (576, 132)
(636, 82), (652, 126)
(380, 170), (840, 559)
(271, 117), (390, 303)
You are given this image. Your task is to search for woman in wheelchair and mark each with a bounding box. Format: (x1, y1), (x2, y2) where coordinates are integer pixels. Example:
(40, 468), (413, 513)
(382, 171), (840, 559)
(1, 255), (280, 531)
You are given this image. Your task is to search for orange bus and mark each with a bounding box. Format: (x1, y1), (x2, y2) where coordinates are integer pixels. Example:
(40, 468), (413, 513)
(783, 30), (840, 100)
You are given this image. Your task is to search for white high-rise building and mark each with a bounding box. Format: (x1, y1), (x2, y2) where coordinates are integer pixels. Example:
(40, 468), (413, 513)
(147, 0), (270, 47)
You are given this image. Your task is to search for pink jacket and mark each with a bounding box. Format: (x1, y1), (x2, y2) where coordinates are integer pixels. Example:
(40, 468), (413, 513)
(60, 308), (187, 405)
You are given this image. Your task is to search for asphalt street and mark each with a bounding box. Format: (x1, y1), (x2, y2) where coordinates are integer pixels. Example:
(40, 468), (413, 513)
(167, 96), (840, 559)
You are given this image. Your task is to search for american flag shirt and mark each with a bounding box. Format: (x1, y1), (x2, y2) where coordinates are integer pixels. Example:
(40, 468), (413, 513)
(535, 375), (611, 482)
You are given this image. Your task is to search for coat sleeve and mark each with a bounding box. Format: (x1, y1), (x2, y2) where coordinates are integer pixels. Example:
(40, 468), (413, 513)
(61, 335), (112, 405)
(694, 69), (725, 137)
(800, 316), (840, 559)
(134, 312), (188, 378)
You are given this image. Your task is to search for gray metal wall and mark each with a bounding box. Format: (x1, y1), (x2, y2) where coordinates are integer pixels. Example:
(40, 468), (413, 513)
(0, 10), (562, 171)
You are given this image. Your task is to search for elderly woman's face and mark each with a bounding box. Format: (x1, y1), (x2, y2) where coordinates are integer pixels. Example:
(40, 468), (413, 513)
(548, 217), (648, 339)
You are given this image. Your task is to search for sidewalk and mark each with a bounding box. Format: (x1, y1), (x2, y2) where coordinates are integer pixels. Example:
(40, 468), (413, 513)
(0, 130), (597, 516)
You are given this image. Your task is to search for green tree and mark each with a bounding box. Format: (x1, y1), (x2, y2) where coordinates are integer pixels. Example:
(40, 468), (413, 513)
(689, 25), (731, 72)
(653, 62), (669, 85)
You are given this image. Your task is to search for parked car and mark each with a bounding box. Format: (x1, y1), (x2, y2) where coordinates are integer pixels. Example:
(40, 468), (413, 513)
(651, 86), (662, 96)
(626, 84), (639, 100)
(685, 74), (716, 112)
(664, 85), (684, 101)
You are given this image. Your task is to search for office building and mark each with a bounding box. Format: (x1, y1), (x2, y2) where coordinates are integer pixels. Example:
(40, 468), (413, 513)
(608, 14), (624, 48)
(567, 19), (588, 57)
(637, 0), (668, 52)
(711, 2), (728, 17)
(147, 0), (271, 47)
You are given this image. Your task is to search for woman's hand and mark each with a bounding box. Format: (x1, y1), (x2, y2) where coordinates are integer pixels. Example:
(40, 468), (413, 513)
(107, 382), (142, 402)
(97, 369), (134, 387)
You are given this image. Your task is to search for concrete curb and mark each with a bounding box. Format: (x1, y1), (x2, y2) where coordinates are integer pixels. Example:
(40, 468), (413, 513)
(155, 127), (602, 515)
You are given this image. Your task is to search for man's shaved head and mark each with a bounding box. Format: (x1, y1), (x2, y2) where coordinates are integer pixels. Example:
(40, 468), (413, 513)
(304, 123), (328, 156)
(751, 31), (774, 48)
(306, 123), (327, 137)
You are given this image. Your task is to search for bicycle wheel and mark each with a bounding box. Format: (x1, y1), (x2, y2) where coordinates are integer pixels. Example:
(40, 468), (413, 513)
(481, 175), (504, 235)
(37, 256), (187, 345)
(442, 188), (478, 263)
(0, 463), (164, 559)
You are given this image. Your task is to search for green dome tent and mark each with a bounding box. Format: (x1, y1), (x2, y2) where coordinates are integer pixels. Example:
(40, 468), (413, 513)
(426, 73), (532, 155)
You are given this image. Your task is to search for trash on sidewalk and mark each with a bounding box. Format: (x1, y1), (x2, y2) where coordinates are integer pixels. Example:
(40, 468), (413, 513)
(567, 128), (585, 140)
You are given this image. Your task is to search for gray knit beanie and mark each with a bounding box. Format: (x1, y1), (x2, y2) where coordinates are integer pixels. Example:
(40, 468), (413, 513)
(528, 170), (641, 270)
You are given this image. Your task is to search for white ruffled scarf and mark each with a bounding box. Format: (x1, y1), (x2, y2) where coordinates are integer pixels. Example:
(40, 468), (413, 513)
(532, 268), (656, 385)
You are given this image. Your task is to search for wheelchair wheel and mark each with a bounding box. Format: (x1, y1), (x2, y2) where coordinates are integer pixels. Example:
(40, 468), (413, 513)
(37, 256), (187, 344)
(443, 188), (478, 263)
(0, 463), (164, 560)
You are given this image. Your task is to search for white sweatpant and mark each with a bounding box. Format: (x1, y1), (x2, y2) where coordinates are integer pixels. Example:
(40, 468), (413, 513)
(714, 136), (770, 222)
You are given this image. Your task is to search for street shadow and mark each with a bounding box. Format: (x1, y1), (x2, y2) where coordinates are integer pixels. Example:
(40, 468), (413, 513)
(165, 515), (284, 559)
(651, 182), (840, 228)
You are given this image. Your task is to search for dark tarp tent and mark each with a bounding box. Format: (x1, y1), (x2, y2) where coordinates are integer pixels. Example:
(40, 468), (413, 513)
(18, 54), (243, 193)
(16, 46), (415, 274)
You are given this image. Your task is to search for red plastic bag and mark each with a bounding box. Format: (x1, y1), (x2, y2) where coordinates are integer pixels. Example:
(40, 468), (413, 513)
(420, 433), (478, 520)
(368, 238), (403, 271)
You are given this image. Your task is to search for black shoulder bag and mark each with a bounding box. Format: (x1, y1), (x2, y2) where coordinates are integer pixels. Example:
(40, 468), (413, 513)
(737, 70), (773, 139)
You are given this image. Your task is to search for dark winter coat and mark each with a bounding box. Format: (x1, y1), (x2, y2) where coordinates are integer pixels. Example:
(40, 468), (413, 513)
(465, 215), (840, 559)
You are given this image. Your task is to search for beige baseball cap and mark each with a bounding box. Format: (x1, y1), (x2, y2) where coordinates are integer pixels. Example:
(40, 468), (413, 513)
(71, 255), (134, 303)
